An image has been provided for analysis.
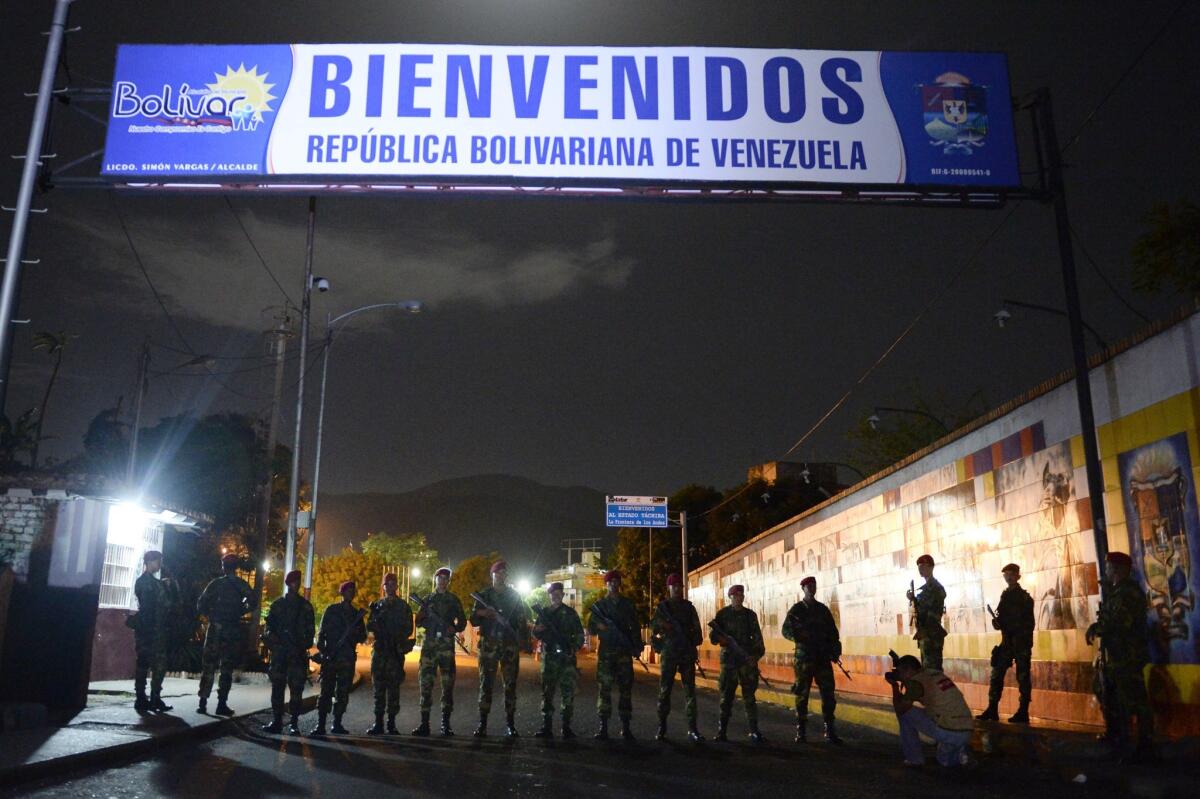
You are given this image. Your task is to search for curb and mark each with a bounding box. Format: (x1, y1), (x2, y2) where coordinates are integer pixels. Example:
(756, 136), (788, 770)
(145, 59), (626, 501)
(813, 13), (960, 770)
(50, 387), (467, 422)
(0, 671), (363, 789)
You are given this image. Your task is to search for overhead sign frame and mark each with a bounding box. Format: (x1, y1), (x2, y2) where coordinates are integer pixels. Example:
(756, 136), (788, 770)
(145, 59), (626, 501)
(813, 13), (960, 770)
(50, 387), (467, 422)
(606, 495), (670, 528)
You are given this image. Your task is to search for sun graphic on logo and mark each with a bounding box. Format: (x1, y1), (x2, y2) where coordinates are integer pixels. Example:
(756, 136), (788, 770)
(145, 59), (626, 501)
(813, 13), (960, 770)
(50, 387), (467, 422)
(206, 64), (276, 123)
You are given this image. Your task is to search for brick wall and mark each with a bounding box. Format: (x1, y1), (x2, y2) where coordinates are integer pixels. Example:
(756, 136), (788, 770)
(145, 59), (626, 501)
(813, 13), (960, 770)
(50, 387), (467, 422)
(0, 492), (51, 581)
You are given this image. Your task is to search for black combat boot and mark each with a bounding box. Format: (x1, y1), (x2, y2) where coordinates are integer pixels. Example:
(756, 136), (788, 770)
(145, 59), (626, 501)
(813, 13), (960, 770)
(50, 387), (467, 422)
(620, 717), (635, 741)
(1008, 702), (1030, 724)
(977, 701), (1000, 721)
(747, 721), (765, 743)
(824, 717), (843, 744)
(473, 713), (488, 737)
(594, 717), (609, 740)
(714, 716), (729, 742)
(215, 698), (235, 717)
(330, 714), (349, 734)
(441, 710), (454, 737)
(412, 712), (431, 736)
(287, 715), (302, 735)
(309, 712), (328, 736)
(534, 715), (553, 738)
(197, 697), (207, 714)
(505, 712), (519, 738)
(655, 716), (667, 741)
(561, 715), (575, 739)
(794, 714), (807, 743)
(134, 678), (149, 713)
(386, 713), (399, 734)
(263, 713), (284, 734)
(366, 714), (385, 735)
(149, 692), (172, 713)
(687, 721), (705, 742)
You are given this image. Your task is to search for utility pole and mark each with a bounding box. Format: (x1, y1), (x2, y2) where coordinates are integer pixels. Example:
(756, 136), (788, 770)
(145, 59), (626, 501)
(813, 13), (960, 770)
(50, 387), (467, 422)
(126, 341), (150, 488)
(679, 511), (688, 598)
(284, 197), (317, 576)
(252, 310), (291, 609)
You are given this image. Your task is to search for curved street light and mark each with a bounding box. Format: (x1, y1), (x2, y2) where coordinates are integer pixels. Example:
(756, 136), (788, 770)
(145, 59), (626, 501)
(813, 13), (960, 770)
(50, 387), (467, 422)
(302, 300), (424, 592)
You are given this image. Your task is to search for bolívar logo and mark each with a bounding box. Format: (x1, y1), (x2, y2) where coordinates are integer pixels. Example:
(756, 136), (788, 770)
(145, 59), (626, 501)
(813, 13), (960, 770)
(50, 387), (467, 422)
(112, 64), (276, 132)
(920, 71), (988, 155)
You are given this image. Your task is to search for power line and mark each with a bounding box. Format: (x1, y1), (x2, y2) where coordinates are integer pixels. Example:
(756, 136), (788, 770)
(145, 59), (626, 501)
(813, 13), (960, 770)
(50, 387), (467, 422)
(222, 196), (297, 309)
(1069, 224), (1151, 323)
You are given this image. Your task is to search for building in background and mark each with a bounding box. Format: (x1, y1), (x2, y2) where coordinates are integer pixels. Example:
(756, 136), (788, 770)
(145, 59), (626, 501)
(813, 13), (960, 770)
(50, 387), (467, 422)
(544, 545), (605, 609)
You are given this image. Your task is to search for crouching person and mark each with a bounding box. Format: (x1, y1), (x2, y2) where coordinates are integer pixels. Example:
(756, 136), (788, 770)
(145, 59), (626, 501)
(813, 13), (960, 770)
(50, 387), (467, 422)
(887, 654), (973, 768)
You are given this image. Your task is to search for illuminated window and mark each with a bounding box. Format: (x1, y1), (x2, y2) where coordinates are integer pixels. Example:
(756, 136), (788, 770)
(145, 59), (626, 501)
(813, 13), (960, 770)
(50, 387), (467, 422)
(98, 504), (165, 610)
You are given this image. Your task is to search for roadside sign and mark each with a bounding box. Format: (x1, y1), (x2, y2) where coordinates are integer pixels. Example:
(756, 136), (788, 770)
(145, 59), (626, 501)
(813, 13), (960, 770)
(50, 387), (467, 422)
(606, 495), (669, 528)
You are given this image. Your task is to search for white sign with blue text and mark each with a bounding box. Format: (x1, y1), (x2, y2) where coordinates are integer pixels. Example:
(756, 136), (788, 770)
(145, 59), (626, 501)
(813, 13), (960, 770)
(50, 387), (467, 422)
(606, 496), (669, 528)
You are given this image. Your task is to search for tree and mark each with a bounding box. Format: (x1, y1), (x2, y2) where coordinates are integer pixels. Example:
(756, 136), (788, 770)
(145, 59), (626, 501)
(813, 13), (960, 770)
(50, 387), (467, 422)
(1132, 199), (1200, 298)
(29, 331), (75, 469)
(579, 588), (606, 628)
(360, 532), (441, 596)
(449, 552), (499, 601)
(309, 547), (389, 617)
(0, 409), (38, 472)
(845, 390), (987, 477)
(525, 585), (550, 614)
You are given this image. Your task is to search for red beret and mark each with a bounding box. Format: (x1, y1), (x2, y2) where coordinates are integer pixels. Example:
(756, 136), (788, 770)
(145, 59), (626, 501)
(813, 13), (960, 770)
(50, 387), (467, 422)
(800, 576), (816, 588)
(727, 584), (745, 597)
(1106, 552), (1132, 568)
(490, 560), (508, 574)
(221, 553), (240, 566)
(284, 570), (302, 584)
(339, 580), (356, 594)
(434, 567), (452, 578)
(382, 572), (398, 585)
(1001, 563), (1021, 574)
(604, 570), (622, 583)
(665, 573), (682, 586)
(143, 550), (163, 564)
(916, 554), (935, 567)
(548, 581), (564, 593)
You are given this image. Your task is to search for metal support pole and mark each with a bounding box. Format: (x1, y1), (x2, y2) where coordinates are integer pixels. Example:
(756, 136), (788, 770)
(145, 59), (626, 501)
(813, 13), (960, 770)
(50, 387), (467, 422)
(1036, 88), (1110, 573)
(126, 341), (150, 488)
(253, 313), (289, 605)
(648, 527), (653, 615)
(304, 319), (332, 592)
(0, 0), (74, 415)
(284, 196), (316, 576)
(679, 511), (688, 598)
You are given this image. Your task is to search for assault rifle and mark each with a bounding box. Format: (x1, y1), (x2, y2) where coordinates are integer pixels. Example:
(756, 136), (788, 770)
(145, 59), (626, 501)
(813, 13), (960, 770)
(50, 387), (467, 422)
(411, 593), (469, 654)
(533, 605), (573, 658)
(311, 607), (367, 666)
(591, 603), (650, 672)
(657, 601), (707, 679)
(470, 591), (520, 643)
(708, 619), (774, 690)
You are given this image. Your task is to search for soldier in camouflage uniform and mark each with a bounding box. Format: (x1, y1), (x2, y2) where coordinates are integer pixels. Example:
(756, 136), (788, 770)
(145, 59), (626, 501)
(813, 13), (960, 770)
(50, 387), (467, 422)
(196, 553), (256, 715)
(412, 566), (467, 736)
(532, 581), (584, 739)
(311, 580), (367, 736)
(782, 575), (843, 744)
(262, 569), (315, 735)
(587, 569), (642, 740)
(907, 554), (947, 671)
(133, 550), (174, 713)
(366, 573), (414, 735)
(978, 563), (1035, 724)
(470, 560), (529, 738)
(1086, 551), (1157, 763)
(650, 573), (704, 742)
(710, 584), (767, 743)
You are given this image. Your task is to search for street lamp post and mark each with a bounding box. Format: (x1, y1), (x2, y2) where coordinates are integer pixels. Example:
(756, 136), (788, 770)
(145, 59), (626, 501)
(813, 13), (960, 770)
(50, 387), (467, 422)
(302, 300), (423, 593)
(995, 298), (1108, 349)
(867, 406), (949, 433)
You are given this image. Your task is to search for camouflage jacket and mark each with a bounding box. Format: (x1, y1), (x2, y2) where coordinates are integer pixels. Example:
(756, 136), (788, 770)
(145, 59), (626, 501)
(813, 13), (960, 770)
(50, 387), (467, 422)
(265, 592), (315, 657)
(994, 584), (1035, 649)
(318, 601), (367, 662)
(133, 572), (172, 638)
(651, 598), (702, 657)
(533, 603), (584, 661)
(415, 590), (467, 641)
(368, 596), (414, 658)
(1093, 578), (1149, 668)
(588, 594), (642, 658)
(782, 598), (841, 663)
(913, 578), (947, 638)
(197, 574), (255, 625)
(709, 605), (766, 667)
(470, 585), (530, 646)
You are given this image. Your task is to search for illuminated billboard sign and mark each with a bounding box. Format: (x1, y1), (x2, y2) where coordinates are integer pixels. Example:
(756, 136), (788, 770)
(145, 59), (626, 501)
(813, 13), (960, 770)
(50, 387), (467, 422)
(101, 44), (1019, 189)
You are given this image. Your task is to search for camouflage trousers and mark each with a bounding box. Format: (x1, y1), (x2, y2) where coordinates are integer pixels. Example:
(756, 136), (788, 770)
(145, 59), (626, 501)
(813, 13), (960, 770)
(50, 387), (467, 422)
(1099, 660), (1154, 741)
(656, 650), (697, 723)
(371, 651), (406, 716)
(477, 637), (520, 716)
(918, 631), (945, 672)
(540, 655), (578, 723)
(718, 661), (759, 724)
(198, 621), (242, 701)
(134, 632), (168, 699)
(596, 654), (634, 721)
(793, 659), (836, 719)
(419, 639), (457, 714)
(268, 651), (308, 716)
(317, 658), (356, 717)
(987, 643), (1032, 704)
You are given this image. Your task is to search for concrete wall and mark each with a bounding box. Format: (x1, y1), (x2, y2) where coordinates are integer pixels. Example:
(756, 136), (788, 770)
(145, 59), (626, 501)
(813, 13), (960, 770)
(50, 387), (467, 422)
(0, 492), (51, 581)
(689, 307), (1200, 735)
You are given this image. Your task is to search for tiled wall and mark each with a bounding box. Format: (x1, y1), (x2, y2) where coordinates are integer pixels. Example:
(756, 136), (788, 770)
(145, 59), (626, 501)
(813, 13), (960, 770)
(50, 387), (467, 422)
(691, 311), (1200, 735)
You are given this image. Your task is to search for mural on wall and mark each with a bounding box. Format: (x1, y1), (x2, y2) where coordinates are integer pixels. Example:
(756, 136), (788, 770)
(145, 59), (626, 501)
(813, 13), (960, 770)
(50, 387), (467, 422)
(1119, 433), (1200, 664)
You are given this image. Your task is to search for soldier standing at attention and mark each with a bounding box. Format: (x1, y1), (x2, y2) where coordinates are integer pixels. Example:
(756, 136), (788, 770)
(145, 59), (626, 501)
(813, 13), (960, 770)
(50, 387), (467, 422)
(262, 569), (315, 735)
(133, 550), (173, 713)
(532, 581), (584, 739)
(782, 575), (843, 744)
(412, 566), (467, 737)
(366, 573), (414, 735)
(978, 563), (1035, 723)
(587, 570), (642, 741)
(907, 554), (947, 671)
(709, 584), (767, 743)
(1086, 551), (1157, 763)
(650, 573), (704, 742)
(196, 553), (256, 715)
(470, 560), (529, 738)
(311, 580), (366, 736)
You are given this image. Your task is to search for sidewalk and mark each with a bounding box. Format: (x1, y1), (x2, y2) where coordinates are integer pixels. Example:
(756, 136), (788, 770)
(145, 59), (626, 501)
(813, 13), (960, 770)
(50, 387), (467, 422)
(0, 656), (365, 789)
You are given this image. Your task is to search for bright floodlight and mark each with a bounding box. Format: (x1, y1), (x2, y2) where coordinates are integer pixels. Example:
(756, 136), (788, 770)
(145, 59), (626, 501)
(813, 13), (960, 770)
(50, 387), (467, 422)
(108, 503), (146, 548)
(262, 560), (271, 572)
(411, 567), (421, 579)
(516, 578), (532, 595)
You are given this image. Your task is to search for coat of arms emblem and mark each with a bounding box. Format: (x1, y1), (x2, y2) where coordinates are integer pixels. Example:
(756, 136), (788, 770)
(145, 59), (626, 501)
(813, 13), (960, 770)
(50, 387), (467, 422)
(921, 72), (988, 155)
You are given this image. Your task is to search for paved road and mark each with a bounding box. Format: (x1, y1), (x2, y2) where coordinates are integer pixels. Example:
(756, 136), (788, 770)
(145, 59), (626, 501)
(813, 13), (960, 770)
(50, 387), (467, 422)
(9, 653), (1175, 798)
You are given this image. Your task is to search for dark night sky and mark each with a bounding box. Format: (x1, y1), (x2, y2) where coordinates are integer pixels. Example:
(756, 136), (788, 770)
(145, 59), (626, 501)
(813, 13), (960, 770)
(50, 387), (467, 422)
(1, 1), (1196, 505)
